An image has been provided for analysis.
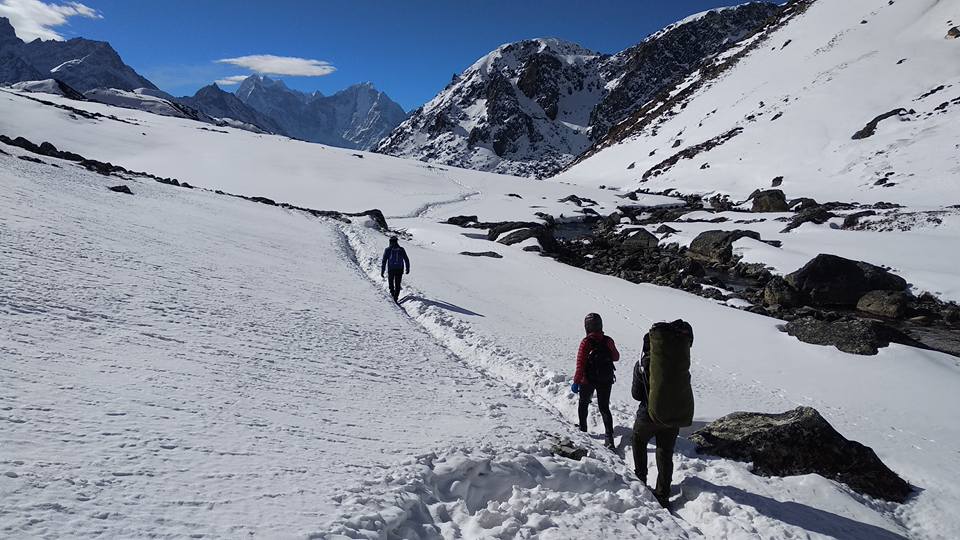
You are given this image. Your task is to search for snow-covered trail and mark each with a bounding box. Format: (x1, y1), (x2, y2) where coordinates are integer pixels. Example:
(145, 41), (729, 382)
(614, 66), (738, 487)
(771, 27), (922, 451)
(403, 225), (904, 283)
(0, 155), (579, 538)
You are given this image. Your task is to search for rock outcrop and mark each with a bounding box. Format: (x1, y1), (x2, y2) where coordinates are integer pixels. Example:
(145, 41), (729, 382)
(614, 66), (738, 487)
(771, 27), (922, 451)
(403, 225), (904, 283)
(690, 407), (912, 502)
(785, 254), (907, 307)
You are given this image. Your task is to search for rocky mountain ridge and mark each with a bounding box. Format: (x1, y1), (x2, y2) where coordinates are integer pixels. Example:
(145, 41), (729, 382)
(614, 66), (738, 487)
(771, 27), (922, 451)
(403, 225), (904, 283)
(375, 3), (781, 177)
(0, 16), (157, 92)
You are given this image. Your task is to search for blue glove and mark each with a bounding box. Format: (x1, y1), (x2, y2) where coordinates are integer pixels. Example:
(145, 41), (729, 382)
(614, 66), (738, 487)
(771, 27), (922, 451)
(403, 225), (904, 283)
(571, 383), (580, 394)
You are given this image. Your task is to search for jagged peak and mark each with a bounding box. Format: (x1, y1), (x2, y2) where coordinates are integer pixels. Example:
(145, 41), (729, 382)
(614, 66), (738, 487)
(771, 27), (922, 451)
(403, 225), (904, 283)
(643, 1), (778, 43)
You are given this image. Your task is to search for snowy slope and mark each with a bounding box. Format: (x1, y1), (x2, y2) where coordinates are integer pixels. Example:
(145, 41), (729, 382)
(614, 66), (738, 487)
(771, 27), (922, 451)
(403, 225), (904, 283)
(3, 74), (960, 539)
(559, 0), (960, 207)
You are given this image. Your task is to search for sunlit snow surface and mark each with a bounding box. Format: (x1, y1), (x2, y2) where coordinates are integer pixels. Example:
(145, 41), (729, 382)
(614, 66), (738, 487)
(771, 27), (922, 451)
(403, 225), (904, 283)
(3, 18), (960, 536)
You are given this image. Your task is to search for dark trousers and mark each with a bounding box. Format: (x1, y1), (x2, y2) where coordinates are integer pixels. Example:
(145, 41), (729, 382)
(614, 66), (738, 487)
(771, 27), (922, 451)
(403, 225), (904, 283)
(632, 412), (679, 499)
(578, 383), (614, 438)
(387, 269), (403, 301)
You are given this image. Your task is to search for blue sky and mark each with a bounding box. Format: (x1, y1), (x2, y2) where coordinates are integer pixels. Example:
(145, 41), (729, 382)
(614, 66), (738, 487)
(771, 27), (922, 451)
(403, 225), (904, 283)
(4, 0), (757, 110)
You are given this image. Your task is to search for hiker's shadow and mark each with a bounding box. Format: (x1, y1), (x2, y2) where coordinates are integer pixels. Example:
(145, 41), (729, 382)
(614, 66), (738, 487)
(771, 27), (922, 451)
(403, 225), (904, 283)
(678, 477), (908, 540)
(611, 420), (711, 459)
(399, 295), (484, 317)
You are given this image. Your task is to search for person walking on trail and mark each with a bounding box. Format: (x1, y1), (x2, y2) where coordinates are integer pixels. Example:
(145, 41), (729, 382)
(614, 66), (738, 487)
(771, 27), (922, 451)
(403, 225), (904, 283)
(380, 237), (410, 303)
(632, 320), (695, 509)
(571, 313), (620, 450)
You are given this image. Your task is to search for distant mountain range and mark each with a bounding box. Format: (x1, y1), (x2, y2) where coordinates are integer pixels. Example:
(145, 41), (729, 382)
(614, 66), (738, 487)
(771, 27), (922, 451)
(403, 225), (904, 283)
(232, 75), (408, 150)
(0, 16), (406, 150)
(376, 3), (781, 177)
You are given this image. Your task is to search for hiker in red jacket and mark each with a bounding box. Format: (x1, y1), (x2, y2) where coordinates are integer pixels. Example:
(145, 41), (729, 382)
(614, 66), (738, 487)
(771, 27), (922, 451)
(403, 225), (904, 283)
(572, 313), (620, 449)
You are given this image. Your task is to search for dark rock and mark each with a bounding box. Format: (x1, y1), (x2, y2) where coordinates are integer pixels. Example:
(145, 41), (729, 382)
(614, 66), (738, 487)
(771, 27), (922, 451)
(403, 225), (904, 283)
(488, 221), (540, 241)
(763, 276), (802, 308)
(621, 228), (659, 252)
(771, 176), (783, 187)
(656, 224), (679, 235)
(345, 209), (389, 231)
(507, 193), (523, 199)
(548, 438), (588, 461)
(249, 196), (277, 206)
(947, 26), (959, 39)
(18, 155), (45, 164)
(842, 210), (877, 228)
(786, 254), (907, 306)
(782, 316), (910, 355)
(780, 206), (836, 233)
(522, 245), (542, 253)
(108, 185), (133, 195)
(459, 251), (503, 259)
(688, 230), (761, 263)
(497, 226), (557, 252)
(857, 290), (908, 318)
(751, 189), (789, 212)
(559, 194), (597, 207)
(852, 108), (908, 140)
(690, 407), (911, 502)
(788, 197), (819, 212)
(445, 215), (479, 227)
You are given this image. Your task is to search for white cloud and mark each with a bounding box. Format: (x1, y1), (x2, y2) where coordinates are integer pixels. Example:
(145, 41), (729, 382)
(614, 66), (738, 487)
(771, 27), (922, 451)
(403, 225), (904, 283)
(216, 54), (336, 77)
(214, 75), (249, 86)
(0, 0), (101, 41)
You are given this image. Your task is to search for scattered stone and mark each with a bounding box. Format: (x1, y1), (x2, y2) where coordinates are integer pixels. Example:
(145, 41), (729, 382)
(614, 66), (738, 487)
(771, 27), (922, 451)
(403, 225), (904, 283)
(751, 189), (789, 212)
(522, 245), (542, 253)
(656, 224), (679, 235)
(445, 215), (479, 227)
(548, 437), (588, 461)
(857, 290), (908, 318)
(781, 206), (836, 233)
(559, 194), (597, 207)
(786, 254), (907, 306)
(782, 316), (911, 355)
(488, 221), (541, 241)
(351, 153), (364, 158)
(690, 407), (911, 502)
(108, 185), (133, 195)
(947, 26), (959, 39)
(621, 228), (659, 252)
(852, 108), (908, 140)
(688, 230), (761, 263)
(459, 251), (503, 259)
(763, 276), (802, 308)
(771, 176), (784, 187)
(249, 196), (277, 206)
(507, 193), (523, 199)
(788, 197), (819, 212)
(842, 210), (877, 228)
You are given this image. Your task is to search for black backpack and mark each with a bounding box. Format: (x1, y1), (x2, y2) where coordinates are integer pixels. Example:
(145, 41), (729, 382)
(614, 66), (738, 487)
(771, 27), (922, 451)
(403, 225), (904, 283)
(585, 336), (616, 385)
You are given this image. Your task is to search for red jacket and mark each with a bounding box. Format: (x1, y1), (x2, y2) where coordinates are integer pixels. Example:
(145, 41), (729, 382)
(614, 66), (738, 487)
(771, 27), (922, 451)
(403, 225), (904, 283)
(574, 331), (620, 385)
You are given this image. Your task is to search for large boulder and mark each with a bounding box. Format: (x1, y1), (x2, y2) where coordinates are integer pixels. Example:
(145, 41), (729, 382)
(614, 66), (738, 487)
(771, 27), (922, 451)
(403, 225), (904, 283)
(497, 226), (557, 252)
(751, 189), (789, 212)
(621, 228), (659, 252)
(487, 221), (540, 241)
(857, 290), (908, 318)
(690, 407), (911, 502)
(763, 276), (802, 308)
(782, 316), (910, 355)
(688, 230), (761, 264)
(785, 254), (907, 307)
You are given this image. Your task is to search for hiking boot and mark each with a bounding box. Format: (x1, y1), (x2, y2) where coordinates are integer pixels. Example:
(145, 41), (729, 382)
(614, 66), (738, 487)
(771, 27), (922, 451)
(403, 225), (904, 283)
(604, 434), (615, 449)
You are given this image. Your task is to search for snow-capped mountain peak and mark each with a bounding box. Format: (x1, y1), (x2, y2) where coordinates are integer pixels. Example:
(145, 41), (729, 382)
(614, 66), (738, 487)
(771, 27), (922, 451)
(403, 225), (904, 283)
(375, 3), (780, 177)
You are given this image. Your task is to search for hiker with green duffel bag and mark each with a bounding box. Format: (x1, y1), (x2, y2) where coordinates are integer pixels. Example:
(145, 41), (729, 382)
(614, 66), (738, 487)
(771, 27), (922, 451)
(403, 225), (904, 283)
(631, 319), (695, 509)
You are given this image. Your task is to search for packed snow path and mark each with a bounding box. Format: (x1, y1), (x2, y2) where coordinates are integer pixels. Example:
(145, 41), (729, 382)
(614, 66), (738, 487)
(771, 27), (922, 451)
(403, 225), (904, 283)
(0, 157), (583, 537)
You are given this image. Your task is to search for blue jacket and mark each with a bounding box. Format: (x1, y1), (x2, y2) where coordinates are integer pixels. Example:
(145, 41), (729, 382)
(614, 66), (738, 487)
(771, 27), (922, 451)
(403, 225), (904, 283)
(381, 246), (410, 273)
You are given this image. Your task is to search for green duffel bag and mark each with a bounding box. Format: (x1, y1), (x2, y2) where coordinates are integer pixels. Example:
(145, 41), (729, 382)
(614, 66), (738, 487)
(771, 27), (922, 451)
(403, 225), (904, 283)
(648, 319), (695, 427)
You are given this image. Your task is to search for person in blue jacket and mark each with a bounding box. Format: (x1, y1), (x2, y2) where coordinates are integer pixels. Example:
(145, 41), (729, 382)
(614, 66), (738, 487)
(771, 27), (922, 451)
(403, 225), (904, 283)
(381, 237), (410, 303)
